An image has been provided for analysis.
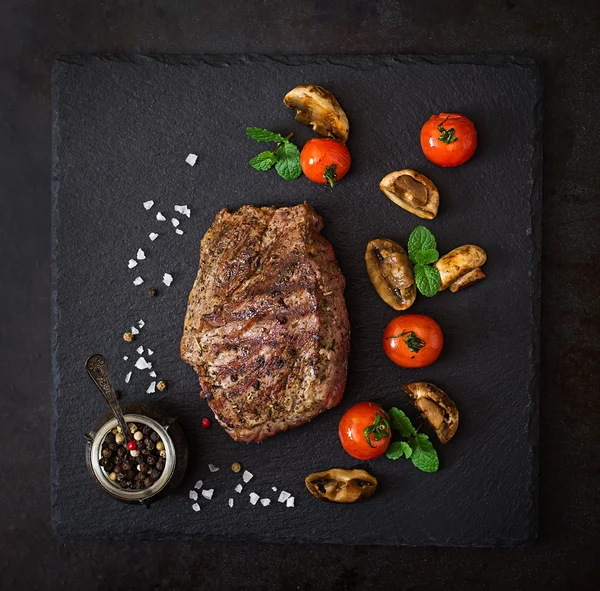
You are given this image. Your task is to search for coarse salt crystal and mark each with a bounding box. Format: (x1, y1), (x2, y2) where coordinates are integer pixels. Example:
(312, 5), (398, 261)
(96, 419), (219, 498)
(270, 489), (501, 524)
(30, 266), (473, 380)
(186, 153), (198, 166)
(234, 484), (243, 493)
(124, 372), (132, 384)
(156, 212), (166, 221)
(192, 503), (201, 512)
(174, 205), (186, 214)
(146, 361), (153, 369)
(136, 346), (144, 354)
(136, 249), (146, 260)
(260, 498), (271, 507)
(128, 259), (137, 269)
(149, 233), (159, 241)
(138, 319), (145, 328)
(163, 273), (173, 287)
(175, 229), (184, 235)
(228, 498), (234, 508)
(143, 200), (154, 210)
(208, 464), (219, 473)
(147, 349), (154, 356)
(135, 357), (149, 370)
(194, 480), (203, 489)
(278, 491), (291, 503)
(133, 277), (144, 286)
(242, 470), (253, 483)
(189, 490), (198, 501)
(123, 356), (128, 361)
(146, 381), (156, 393)
(171, 218), (180, 227)
(271, 487), (277, 492)
(249, 493), (259, 506)
(286, 496), (295, 508)
(202, 489), (214, 500)
(149, 371), (157, 378)
(131, 326), (139, 335)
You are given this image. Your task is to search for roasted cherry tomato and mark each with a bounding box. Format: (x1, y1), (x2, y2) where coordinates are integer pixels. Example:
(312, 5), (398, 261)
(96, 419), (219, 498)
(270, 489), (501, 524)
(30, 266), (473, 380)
(300, 138), (351, 187)
(383, 314), (444, 368)
(338, 401), (391, 460)
(420, 113), (477, 167)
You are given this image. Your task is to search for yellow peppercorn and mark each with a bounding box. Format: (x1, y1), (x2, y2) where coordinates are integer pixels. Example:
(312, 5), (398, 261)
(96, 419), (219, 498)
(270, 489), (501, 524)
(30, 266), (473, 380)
(156, 380), (167, 392)
(231, 462), (242, 473)
(123, 331), (134, 342)
(155, 441), (164, 451)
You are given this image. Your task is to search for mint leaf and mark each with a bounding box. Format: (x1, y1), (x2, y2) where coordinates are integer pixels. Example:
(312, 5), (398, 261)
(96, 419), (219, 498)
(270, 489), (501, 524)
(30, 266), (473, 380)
(274, 142), (301, 180)
(388, 407), (416, 439)
(246, 127), (287, 144)
(414, 264), (441, 297)
(414, 248), (439, 266)
(400, 441), (412, 458)
(385, 441), (407, 460)
(409, 433), (439, 472)
(408, 226), (437, 263)
(249, 151), (278, 171)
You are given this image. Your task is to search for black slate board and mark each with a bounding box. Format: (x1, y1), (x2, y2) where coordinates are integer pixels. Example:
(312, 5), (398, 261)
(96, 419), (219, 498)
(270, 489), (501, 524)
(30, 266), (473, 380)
(51, 55), (541, 546)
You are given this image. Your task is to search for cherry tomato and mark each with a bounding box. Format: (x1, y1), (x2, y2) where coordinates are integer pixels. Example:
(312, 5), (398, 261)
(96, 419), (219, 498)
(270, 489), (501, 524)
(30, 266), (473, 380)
(338, 401), (391, 460)
(420, 113), (477, 167)
(383, 314), (444, 368)
(300, 138), (351, 187)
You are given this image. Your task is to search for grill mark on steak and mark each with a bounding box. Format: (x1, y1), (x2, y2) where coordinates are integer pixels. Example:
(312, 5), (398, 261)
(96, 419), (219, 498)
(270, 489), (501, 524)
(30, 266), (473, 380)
(181, 203), (350, 442)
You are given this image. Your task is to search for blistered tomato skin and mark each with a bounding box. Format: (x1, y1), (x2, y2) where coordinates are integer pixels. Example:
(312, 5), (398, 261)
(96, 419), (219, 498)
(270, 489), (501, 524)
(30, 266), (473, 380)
(420, 113), (477, 167)
(338, 401), (391, 460)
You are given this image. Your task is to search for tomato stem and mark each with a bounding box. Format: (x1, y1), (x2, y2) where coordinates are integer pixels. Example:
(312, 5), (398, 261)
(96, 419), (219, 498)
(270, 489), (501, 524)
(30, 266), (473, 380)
(385, 330), (426, 353)
(273, 132), (295, 155)
(437, 116), (458, 144)
(323, 164), (338, 188)
(363, 412), (391, 448)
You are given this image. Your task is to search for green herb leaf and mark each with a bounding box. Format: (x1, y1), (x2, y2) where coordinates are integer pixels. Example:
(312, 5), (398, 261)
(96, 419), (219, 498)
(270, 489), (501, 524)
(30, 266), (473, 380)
(400, 441), (413, 458)
(386, 441), (409, 460)
(409, 433), (439, 472)
(407, 226), (437, 263)
(414, 248), (439, 266)
(324, 164), (338, 188)
(246, 127), (287, 144)
(274, 142), (301, 180)
(414, 264), (441, 297)
(388, 407), (416, 439)
(249, 151), (278, 171)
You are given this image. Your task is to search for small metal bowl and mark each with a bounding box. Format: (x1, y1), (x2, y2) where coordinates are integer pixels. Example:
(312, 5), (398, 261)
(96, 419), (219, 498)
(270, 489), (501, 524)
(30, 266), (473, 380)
(85, 403), (188, 505)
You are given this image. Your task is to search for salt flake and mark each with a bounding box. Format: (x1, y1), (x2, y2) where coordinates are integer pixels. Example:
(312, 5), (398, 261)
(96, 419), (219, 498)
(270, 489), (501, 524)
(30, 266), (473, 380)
(192, 503), (201, 512)
(146, 381), (156, 393)
(234, 484), (243, 493)
(249, 493), (259, 506)
(278, 491), (291, 503)
(143, 200), (154, 210)
(242, 470), (253, 483)
(123, 356), (128, 361)
(260, 498), (271, 507)
(171, 218), (180, 228)
(202, 489), (214, 500)
(149, 371), (157, 378)
(286, 496), (295, 508)
(189, 490), (198, 501)
(136, 249), (146, 260)
(156, 212), (166, 221)
(128, 259), (137, 269)
(163, 273), (173, 287)
(194, 480), (203, 490)
(228, 498), (234, 508)
(186, 153), (198, 166)
(131, 326), (139, 335)
(271, 486), (277, 492)
(138, 319), (145, 328)
(175, 229), (184, 235)
(124, 372), (132, 384)
(133, 277), (144, 286)
(208, 464), (219, 473)
(149, 233), (159, 241)
(136, 346), (144, 354)
(135, 357), (149, 370)
(147, 349), (154, 356)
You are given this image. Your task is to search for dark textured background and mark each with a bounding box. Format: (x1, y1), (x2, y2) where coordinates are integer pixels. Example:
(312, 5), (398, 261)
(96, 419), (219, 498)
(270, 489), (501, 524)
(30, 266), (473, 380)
(1, 0), (599, 588)
(51, 55), (540, 545)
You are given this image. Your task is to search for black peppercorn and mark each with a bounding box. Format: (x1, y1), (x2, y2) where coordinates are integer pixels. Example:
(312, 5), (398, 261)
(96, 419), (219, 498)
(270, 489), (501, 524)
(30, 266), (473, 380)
(117, 447), (126, 458)
(113, 456), (123, 466)
(144, 439), (155, 451)
(146, 455), (156, 466)
(143, 477), (152, 487)
(136, 440), (145, 450)
(127, 470), (136, 480)
(121, 460), (132, 472)
(105, 433), (116, 444)
(138, 463), (148, 472)
(120, 479), (131, 489)
(149, 287), (158, 297)
(150, 431), (160, 442)
(101, 447), (112, 458)
(99, 457), (109, 467)
(141, 449), (150, 456)
(130, 481), (138, 490)
(116, 472), (124, 481)
(136, 472), (146, 481)
(142, 425), (151, 436)
(150, 469), (161, 480)
(156, 459), (165, 471)
(113, 465), (122, 474)
(108, 442), (118, 451)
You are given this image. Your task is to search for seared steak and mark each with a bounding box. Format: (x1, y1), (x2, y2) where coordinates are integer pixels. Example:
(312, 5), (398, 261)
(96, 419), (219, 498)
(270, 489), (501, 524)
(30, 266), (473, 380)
(181, 203), (350, 443)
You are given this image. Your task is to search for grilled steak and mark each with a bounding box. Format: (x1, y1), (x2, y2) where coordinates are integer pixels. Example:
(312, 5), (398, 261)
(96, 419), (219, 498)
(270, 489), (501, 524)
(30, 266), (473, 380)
(181, 203), (350, 443)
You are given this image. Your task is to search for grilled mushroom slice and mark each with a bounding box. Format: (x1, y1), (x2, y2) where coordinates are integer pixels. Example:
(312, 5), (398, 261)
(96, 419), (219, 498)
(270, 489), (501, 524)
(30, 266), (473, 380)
(433, 245), (487, 292)
(379, 169), (439, 219)
(402, 382), (459, 444)
(305, 468), (378, 503)
(283, 85), (349, 142)
(365, 238), (416, 310)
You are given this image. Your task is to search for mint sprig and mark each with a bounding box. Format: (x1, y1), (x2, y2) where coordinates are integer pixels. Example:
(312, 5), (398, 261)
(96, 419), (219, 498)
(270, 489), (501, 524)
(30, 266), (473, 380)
(385, 407), (439, 473)
(246, 127), (301, 181)
(407, 226), (441, 297)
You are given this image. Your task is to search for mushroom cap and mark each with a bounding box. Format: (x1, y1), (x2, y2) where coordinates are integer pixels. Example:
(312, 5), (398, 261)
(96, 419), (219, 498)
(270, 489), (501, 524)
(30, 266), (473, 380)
(433, 245), (487, 291)
(379, 169), (439, 219)
(365, 238), (416, 311)
(305, 468), (378, 503)
(402, 382), (459, 444)
(283, 85), (349, 142)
